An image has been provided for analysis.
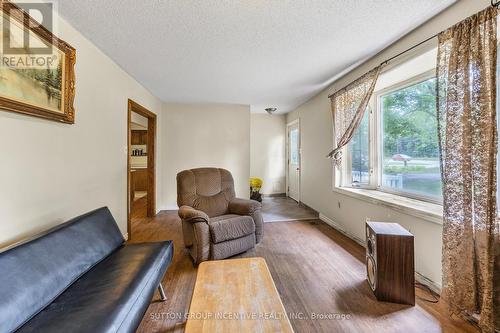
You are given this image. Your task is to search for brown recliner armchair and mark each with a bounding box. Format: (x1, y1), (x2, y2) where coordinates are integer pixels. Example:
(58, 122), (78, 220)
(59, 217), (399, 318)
(177, 168), (263, 264)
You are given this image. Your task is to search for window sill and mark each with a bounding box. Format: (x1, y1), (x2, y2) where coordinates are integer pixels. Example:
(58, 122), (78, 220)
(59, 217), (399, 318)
(332, 186), (443, 225)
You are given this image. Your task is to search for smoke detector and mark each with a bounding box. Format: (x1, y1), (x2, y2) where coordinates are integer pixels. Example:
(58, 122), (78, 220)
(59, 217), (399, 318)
(265, 107), (277, 115)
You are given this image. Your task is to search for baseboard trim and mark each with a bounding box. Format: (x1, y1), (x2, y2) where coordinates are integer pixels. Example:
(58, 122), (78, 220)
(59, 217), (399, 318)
(319, 213), (365, 246)
(161, 205), (179, 211)
(318, 213), (442, 294)
(299, 201), (319, 216)
(415, 272), (441, 294)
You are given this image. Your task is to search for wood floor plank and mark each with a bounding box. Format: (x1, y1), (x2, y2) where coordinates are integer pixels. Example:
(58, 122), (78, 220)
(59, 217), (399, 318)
(130, 212), (478, 333)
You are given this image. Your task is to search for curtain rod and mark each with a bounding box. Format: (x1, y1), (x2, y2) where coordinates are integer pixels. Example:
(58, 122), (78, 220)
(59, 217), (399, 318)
(327, 33), (437, 99)
(329, 2), (499, 99)
(379, 33), (438, 67)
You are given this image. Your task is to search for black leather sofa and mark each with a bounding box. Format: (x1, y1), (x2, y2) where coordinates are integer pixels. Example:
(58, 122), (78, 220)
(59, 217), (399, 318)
(0, 207), (173, 333)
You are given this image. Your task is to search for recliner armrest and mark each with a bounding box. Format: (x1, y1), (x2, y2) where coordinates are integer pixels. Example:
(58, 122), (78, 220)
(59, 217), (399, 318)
(228, 198), (261, 215)
(178, 206), (209, 223)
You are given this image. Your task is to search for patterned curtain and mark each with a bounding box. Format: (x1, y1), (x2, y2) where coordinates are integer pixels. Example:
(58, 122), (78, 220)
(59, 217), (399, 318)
(327, 66), (381, 165)
(437, 7), (499, 333)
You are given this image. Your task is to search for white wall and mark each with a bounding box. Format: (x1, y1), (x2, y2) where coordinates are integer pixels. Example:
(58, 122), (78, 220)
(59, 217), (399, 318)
(160, 102), (250, 208)
(286, 0), (490, 287)
(0, 12), (162, 247)
(250, 114), (286, 195)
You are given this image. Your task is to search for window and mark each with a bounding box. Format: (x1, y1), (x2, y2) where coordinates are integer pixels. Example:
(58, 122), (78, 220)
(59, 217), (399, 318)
(379, 76), (442, 200)
(349, 110), (370, 187)
(289, 127), (299, 164)
(338, 49), (442, 204)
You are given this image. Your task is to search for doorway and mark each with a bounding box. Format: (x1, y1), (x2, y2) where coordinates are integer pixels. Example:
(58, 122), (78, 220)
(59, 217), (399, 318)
(286, 119), (300, 202)
(127, 99), (156, 239)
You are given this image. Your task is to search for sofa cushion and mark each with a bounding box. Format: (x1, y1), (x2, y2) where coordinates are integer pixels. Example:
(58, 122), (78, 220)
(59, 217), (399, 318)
(0, 207), (124, 333)
(209, 215), (255, 244)
(16, 241), (173, 333)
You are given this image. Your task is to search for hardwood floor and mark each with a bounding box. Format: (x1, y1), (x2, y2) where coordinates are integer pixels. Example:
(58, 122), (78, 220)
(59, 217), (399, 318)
(261, 197), (318, 222)
(130, 211), (478, 333)
(131, 195), (148, 219)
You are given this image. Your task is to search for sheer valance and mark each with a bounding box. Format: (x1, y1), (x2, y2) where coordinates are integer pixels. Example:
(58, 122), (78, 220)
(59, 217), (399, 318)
(327, 66), (381, 166)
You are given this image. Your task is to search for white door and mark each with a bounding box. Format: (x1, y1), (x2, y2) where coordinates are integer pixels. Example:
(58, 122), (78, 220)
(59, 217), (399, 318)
(287, 121), (300, 202)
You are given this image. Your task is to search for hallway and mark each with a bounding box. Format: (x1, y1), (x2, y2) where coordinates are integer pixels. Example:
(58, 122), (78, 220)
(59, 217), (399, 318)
(261, 196), (318, 222)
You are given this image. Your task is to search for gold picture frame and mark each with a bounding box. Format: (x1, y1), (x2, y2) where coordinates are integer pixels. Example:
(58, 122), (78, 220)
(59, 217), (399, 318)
(0, 1), (76, 124)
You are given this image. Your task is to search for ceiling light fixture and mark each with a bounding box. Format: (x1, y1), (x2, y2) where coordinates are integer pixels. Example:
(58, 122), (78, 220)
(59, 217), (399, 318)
(265, 107), (277, 115)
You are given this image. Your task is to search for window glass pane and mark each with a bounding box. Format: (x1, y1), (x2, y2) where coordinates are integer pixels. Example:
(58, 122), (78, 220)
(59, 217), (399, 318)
(290, 128), (298, 164)
(381, 77), (442, 199)
(350, 110), (369, 186)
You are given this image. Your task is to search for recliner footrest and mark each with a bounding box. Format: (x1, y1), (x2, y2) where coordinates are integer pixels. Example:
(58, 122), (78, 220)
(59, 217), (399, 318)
(209, 215), (255, 243)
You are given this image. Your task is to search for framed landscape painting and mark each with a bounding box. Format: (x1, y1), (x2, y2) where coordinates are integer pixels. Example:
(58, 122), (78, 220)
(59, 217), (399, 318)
(0, 1), (76, 123)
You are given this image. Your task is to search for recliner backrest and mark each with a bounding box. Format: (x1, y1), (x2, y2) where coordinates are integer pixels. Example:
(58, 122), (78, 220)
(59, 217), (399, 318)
(0, 207), (124, 333)
(177, 168), (236, 217)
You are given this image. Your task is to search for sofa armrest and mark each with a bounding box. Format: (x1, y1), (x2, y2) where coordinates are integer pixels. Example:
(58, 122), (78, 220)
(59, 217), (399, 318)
(228, 198), (263, 243)
(228, 198), (261, 215)
(178, 206), (209, 223)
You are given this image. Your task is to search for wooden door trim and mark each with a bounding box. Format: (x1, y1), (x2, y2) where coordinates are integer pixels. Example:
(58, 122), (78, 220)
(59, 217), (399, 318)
(127, 99), (157, 239)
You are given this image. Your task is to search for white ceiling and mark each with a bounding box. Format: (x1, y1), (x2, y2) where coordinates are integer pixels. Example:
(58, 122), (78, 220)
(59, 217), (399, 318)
(53, 0), (455, 113)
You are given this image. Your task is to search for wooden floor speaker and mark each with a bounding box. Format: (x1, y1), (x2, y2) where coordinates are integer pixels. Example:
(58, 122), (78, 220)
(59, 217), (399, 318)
(366, 221), (415, 305)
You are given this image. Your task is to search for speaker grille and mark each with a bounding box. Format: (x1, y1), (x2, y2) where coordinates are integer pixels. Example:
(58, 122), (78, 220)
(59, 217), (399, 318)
(366, 256), (377, 291)
(367, 238), (374, 256)
(366, 225), (377, 291)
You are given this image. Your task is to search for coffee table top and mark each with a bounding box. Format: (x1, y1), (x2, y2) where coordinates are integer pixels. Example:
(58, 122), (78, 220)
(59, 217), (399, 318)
(185, 257), (294, 333)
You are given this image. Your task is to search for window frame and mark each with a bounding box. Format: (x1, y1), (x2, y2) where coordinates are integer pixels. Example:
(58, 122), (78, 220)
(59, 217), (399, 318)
(338, 69), (443, 205)
(342, 105), (377, 189)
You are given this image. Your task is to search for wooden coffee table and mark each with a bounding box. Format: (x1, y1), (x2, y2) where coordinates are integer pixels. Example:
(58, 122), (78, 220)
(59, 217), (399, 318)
(185, 257), (294, 333)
